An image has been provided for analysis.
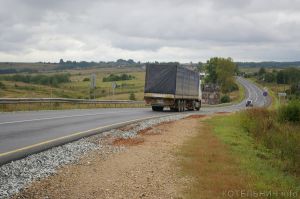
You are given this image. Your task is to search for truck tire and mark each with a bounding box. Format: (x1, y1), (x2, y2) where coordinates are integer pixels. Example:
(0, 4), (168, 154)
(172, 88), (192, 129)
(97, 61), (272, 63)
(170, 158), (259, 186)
(175, 100), (180, 112)
(187, 101), (195, 111)
(195, 101), (201, 111)
(152, 106), (163, 111)
(170, 107), (177, 112)
(179, 100), (183, 112)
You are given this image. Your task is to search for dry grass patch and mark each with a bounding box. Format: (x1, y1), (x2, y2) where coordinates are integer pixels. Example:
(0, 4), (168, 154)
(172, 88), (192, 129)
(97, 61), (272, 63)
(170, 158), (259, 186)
(112, 137), (144, 146)
(216, 112), (230, 115)
(178, 118), (252, 199)
(185, 114), (206, 119)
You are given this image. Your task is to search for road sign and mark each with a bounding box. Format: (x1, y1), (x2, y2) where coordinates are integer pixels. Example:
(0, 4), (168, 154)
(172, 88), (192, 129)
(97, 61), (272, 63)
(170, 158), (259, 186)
(90, 74), (96, 89)
(112, 82), (117, 89)
(112, 82), (117, 98)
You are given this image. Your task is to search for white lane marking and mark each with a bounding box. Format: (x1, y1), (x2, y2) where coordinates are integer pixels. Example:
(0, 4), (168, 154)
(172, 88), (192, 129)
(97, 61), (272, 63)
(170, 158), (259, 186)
(253, 86), (258, 103)
(0, 110), (133, 125)
(0, 113), (175, 157)
(242, 79), (252, 101)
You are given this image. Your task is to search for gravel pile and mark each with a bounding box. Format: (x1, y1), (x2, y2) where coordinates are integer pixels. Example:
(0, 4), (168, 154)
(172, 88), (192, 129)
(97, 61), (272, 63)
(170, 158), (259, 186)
(0, 114), (187, 198)
(102, 114), (186, 139)
(0, 139), (99, 198)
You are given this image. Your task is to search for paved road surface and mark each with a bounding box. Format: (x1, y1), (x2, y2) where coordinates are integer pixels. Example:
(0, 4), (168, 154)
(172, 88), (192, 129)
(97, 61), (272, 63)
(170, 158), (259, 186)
(0, 77), (270, 164)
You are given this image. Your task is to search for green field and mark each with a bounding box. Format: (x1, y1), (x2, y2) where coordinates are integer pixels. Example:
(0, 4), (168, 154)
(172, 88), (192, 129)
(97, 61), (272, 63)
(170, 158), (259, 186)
(0, 63), (246, 108)
(0, 67), (146, 100)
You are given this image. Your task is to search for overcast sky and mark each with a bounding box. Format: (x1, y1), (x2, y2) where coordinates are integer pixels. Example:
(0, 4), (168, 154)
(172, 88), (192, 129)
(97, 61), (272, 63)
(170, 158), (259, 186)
(0, 0), (300, 62)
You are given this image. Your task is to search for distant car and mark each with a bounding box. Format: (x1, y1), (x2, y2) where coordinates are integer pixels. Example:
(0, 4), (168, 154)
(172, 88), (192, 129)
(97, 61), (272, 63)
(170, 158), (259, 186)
(246, 100), (253, 107)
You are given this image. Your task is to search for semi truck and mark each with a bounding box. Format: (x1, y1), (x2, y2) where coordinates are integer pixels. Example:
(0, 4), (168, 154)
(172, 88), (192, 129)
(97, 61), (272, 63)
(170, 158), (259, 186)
(144, 63), (202, 112)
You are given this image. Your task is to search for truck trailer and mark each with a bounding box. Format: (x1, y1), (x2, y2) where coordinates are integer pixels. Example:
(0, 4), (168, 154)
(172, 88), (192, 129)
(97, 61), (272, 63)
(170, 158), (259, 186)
(144, 63), (202, 112)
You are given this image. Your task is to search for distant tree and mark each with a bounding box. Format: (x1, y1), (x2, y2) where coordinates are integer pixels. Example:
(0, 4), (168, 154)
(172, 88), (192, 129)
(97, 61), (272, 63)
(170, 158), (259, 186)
(205, 57), (237, 93)
(2, 73), (70, 86)
(59, 59), (64, 64)
(103, 73), (134, 82)
(197, 62), (204, 72)
(277, 68), (300, 84)
(205, 58), (218, 83)
(264, 72), (276, 83)
(258, 67), (266, 77)
(127, 59), (135, 64)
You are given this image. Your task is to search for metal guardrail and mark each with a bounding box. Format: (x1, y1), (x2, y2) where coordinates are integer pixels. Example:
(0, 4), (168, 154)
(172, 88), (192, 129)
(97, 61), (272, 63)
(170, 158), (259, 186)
(0, 98), (145, 105)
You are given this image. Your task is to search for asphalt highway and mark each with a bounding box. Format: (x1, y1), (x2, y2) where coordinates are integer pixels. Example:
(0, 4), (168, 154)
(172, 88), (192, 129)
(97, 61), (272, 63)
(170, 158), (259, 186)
(0, 77), (270, 164)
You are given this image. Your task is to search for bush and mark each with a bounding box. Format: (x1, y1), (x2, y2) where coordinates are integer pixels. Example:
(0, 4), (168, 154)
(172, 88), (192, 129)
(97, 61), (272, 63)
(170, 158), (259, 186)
(83, 77), (90, 82)
(278, 100), (300, 122)
(240, 108), (275, 139)
(0, 81), (5, 89)
(129, 92), (136, 100)
(103, 73), (135, 82)
(220, 95), (230, 103)
(0, 73), (70, 87)
(227, 82), (239, 92)
(239, 108), (300, 175)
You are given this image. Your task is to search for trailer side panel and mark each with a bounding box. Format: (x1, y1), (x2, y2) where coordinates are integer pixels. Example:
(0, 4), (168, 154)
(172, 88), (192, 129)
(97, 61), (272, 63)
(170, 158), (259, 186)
(144, 64), (177, 95)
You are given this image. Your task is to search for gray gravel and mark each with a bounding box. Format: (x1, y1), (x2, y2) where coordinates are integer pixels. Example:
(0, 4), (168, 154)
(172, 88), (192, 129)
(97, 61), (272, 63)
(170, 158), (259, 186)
(102, 114), (186, 139)
(0, 114), (187, 199)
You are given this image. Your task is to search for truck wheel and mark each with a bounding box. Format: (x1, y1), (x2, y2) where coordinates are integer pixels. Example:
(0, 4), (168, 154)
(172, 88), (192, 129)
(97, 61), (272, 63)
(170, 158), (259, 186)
(152, 106), (163, 111)
(179, 100), (183, 112)
(170, 107), (177, 112)
(195, 101), (201, 111)
(188, 101), (195, 111)
(176, 100), (181, 112)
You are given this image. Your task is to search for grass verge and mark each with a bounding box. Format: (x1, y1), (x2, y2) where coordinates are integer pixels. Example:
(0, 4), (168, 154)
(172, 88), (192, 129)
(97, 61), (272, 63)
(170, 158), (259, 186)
(0, 102), (146, 112)
(178, 115), (299, 198)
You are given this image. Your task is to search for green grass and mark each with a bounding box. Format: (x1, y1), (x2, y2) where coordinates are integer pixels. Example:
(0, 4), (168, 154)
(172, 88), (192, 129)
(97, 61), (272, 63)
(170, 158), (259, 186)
(237, 79), (246, 103)
(0, 67), (146, 100)
(0, 67), (147, 111)
(207, 114), (300, 194)
(178, 118), (251, 198)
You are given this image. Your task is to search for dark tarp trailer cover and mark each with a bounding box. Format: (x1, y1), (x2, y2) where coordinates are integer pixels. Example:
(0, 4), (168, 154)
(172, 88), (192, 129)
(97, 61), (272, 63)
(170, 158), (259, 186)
(144, 64), (199, 98)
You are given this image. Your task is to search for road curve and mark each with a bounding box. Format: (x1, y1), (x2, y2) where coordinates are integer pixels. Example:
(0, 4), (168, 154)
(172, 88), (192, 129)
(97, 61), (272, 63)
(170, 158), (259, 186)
(0, 77), (270, 165)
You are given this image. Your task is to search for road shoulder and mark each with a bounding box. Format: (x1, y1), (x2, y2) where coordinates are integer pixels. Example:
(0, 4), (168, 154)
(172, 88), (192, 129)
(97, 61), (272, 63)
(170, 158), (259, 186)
(13, 116), (201, 198)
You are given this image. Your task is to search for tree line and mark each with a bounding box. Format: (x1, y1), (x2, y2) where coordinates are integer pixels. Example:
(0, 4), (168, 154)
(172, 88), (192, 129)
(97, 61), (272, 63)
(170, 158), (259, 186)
(0, 68), (38, 74)
(0, 73), (71, 87)
(102, 74), (135, 82)
(236, 61), (300, 68)
(57, 59), (142, 70)
(254, 67), (300, 97)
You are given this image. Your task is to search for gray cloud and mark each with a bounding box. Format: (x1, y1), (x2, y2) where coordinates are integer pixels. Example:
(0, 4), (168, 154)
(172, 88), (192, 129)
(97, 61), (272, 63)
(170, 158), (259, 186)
(0, 0), (299, 62)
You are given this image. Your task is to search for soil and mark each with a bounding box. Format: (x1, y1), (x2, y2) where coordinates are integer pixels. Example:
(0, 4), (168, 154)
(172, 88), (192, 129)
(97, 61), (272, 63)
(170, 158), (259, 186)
(13, 114), (250, 199)
(14, 116), (204, 199)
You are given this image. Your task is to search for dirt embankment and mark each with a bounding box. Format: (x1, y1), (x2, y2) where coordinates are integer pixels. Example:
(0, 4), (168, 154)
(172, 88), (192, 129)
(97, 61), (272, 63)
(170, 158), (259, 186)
(14, 116), (202, 199)
(14, 114), (249, 199)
